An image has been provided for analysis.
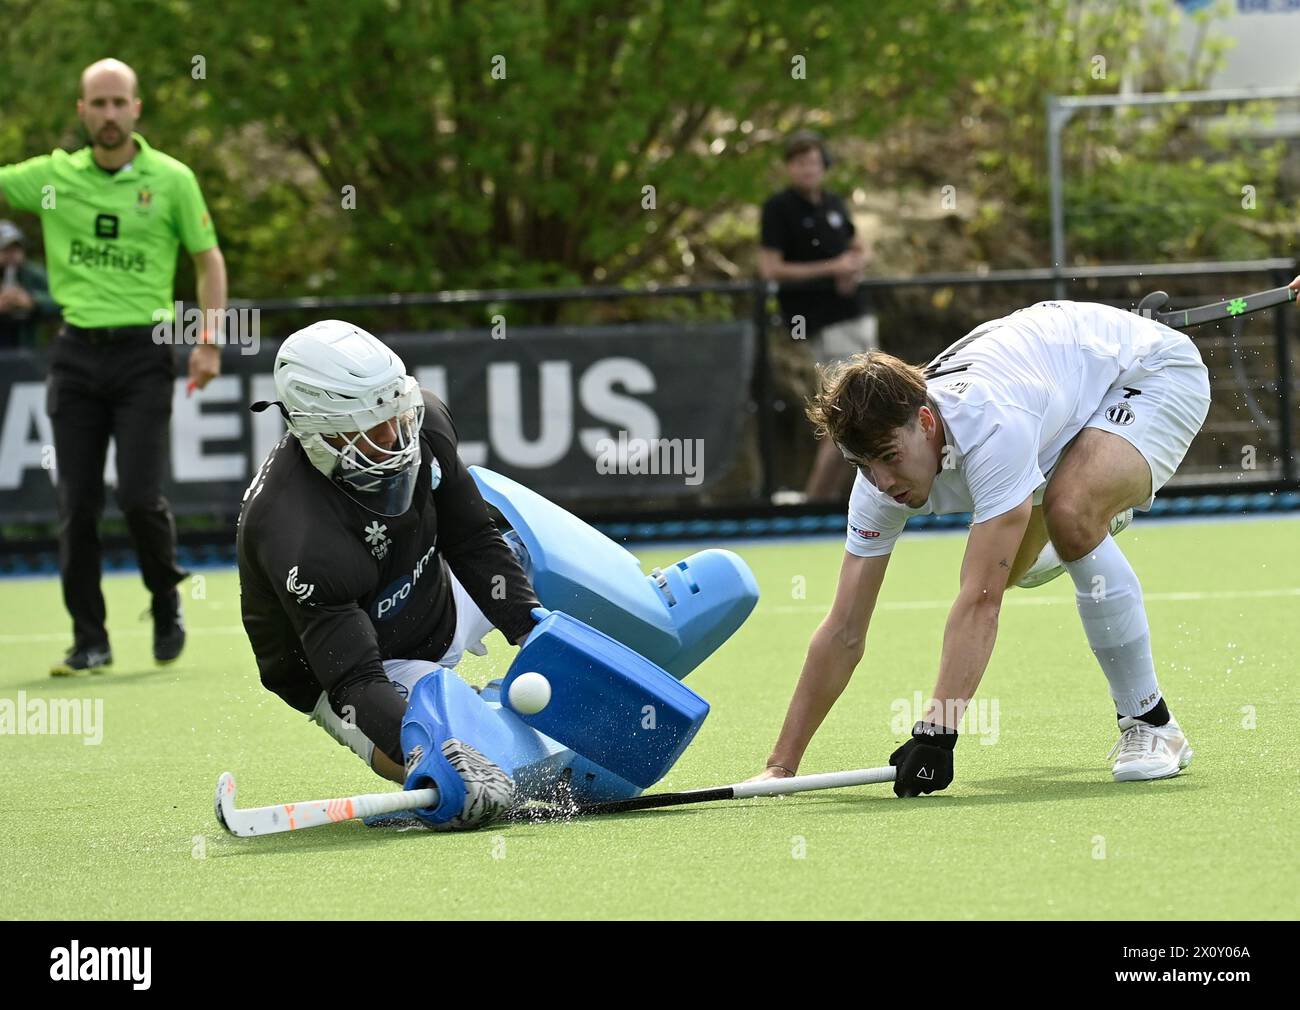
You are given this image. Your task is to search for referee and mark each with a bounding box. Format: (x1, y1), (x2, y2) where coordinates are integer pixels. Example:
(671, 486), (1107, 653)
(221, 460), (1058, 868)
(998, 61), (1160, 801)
(0, 59), (228, 676)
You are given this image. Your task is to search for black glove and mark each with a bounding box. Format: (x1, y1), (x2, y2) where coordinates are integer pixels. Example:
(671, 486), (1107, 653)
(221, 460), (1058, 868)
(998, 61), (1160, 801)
(888, 721), (957, 797)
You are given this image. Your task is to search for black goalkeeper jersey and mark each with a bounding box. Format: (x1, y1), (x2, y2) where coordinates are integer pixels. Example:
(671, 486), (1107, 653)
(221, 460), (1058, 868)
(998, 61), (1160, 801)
(236, 390), (539, 759)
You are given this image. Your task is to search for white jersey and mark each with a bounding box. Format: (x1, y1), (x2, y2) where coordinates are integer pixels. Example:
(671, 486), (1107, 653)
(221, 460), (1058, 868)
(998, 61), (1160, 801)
(846, 300), (1193, 558)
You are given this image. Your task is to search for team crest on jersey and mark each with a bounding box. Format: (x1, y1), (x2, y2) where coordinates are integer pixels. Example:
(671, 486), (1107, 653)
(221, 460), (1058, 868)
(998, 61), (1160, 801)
(430, 456), (442, 490)
(826, 209), (844, 229)
(364, 520), (391, 560)
(1105, 402), (1136, 426)
(135, 187), (153, 215)
(285, 565), (315, 604)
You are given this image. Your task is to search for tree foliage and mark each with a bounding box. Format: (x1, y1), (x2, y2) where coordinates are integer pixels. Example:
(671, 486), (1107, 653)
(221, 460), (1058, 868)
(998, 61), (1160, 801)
(0, 0), (1291, 304)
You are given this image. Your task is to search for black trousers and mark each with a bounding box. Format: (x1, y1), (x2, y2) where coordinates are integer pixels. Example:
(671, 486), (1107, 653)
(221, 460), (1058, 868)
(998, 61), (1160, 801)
(46, 330), (188, 649)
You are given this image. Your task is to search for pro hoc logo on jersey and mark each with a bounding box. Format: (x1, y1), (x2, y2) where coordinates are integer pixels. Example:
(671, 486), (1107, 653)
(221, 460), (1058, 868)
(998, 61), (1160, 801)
(1105, 402), (1136, 426)
(371, 543), (438, 621)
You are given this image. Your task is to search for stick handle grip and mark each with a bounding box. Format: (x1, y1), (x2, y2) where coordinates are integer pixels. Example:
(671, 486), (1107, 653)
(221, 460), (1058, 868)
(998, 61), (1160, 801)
(730, 765), (896, 799)
(351, 788), (439, 819)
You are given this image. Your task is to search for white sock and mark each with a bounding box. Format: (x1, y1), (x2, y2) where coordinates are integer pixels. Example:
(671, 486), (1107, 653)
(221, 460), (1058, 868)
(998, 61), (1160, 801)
(1061, 534), (1161, 718)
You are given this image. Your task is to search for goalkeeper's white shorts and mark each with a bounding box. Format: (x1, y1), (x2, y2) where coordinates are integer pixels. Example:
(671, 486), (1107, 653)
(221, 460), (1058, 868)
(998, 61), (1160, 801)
(309, 571), (495, 765)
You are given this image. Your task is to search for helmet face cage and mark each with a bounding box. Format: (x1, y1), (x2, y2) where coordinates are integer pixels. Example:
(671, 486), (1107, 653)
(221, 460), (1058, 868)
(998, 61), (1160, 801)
(286, 375), (425, 516)
(330, 403), (423, 485)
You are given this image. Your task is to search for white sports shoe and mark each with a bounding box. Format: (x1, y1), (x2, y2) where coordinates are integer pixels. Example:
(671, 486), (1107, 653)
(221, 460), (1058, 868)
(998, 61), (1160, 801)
(1108, 714), (1194, 782)
(1016, 508), (1134, 589)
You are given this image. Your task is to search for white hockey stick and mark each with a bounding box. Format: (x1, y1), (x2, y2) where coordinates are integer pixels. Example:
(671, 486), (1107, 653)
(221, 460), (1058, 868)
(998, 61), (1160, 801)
(214, 771), (436, 837)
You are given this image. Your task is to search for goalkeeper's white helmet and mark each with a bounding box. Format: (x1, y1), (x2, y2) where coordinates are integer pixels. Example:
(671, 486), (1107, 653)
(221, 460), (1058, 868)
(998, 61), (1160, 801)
(266, 319), (424, 516)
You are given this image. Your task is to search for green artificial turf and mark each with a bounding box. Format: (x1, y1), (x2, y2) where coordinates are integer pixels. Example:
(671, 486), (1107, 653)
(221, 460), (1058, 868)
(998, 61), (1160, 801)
(1, 516), (1296, 919)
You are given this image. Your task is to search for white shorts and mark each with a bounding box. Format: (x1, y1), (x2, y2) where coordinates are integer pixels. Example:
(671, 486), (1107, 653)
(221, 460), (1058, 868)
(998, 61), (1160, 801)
(1078, 335), (1212, 510)
(309, 570), (497, 766)
(812, 314), (879, 365)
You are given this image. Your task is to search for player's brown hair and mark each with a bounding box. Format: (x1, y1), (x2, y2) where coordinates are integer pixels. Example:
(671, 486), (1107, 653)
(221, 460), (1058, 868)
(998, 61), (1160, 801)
(806, 352), (930, 459)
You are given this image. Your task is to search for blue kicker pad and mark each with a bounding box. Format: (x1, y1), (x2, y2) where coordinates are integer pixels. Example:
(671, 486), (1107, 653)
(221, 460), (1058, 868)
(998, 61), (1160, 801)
(471, 466), (759, 679)
(399, 666), (645, 824)
(501, 608), (709, 789)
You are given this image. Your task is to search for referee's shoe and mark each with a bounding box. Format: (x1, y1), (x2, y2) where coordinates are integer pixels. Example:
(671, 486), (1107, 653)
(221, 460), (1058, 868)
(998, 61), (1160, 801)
(48, 589), (185, 675)
(151, 588), (186, 664)
(50, 644), (113, 677)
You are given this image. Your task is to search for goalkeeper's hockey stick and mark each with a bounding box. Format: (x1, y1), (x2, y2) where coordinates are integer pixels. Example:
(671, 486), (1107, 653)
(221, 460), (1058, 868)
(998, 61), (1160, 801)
(214, 771), (436, 837)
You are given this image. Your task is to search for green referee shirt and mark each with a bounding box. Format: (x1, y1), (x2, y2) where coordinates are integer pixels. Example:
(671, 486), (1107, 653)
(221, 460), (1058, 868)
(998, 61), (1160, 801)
(0, 132), (218, 327)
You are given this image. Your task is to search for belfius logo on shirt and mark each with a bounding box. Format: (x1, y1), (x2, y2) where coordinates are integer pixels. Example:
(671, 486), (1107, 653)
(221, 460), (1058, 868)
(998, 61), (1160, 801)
(68, 238), (147, 273)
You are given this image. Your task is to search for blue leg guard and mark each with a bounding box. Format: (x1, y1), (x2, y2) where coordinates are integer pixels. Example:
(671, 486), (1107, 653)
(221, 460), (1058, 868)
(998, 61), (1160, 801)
(502, 608), (709, 789)
(400, 672), (485, 825)
(472, 466), (759, 680)
(395, 666), (653, 827)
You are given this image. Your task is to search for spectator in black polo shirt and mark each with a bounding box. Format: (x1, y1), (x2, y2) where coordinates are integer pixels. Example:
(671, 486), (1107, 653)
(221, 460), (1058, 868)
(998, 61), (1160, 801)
(0, 220), (60, 347)
(759, 130), (877, 503)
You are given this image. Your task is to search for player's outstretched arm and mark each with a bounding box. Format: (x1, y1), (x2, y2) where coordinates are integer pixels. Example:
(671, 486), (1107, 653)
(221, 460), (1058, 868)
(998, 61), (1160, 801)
(754, 550), (890, 780)
(888, 494), (1031, 797)
(927, 494), (1032, 722)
